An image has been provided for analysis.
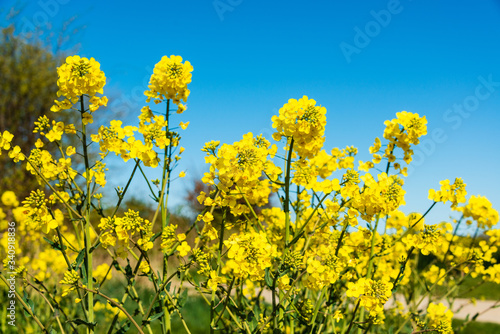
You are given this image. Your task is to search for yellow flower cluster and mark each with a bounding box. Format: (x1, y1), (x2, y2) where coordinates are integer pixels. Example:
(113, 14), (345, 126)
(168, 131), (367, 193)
(291, 147), (353, 193)
(138, 106), (170, 148)
(404, 224), (444, 256)
(272, 96), (327, 159)
(352, 172), (406, 221)
(0, 130), (24, 162)
(305, 248), (347, 290)
(455, 195), (499, 229)
(98, 210), (153, 259)
(1, 191), (19, 207)
(260, 207), (287, 245)
(361, 111), (427, 175)
(51, 55), (107, 113)
(346, 277), (393, 317)
(22, 189), (62, 234)
(426, 303), (453, 334)
(25, 148), (77, 184)
(94, 300), (126, 321)
(160, 224), (191, 257)
(91, 120), (160, 167)
(59, 269), (80, 296)
(144, 55), (193, 108)
(202, 133), (281, 215)
(428, 177), (467, 207)
(1, 193), (74, 286)
(386, 210), (424, 231)
(222, 231), (278, 280)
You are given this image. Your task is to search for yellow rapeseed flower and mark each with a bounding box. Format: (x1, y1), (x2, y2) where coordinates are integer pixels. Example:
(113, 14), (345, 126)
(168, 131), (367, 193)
(51, 55), (107, 112)
(144, 55), (193, 105)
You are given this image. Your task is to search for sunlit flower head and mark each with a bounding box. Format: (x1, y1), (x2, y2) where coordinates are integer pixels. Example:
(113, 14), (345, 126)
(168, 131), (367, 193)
(144, 55), (193, 105)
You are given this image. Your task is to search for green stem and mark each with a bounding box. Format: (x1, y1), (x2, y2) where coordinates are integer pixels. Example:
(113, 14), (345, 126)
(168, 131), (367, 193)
(284, 137), (294, 248)
(0, 274), (48, 333)
(392, 247), (415, 293)
(211, 208), (227, 333)
(335, 219), (350, 257)
(111, 158), (140, 217)
(160, 99), (172, 334)
(137, 160), (158, 200)
(79, 285), (145, 334)
(309, 287), (326, 333)
(80, 95), (94, 334)
(290, 192), (330, 247)
(394, 260), (469, 334)
(345, 300), (361, 334)
(358, 215), (380, 334)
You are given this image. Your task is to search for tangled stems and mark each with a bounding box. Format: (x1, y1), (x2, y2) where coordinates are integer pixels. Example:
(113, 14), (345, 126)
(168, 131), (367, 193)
(394, 260), (471, 334)
(0, 273), (48, 333)
(354, 215), (381, 334)
(78, 284), (145, 334)
(210, 208), (226, 333)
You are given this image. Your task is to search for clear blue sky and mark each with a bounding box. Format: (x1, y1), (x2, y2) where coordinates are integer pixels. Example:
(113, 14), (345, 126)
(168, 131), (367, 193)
(4, 0), (500, 229)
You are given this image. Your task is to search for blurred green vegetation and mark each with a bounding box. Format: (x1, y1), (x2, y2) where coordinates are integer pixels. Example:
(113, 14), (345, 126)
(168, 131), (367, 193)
(453, 318), (500, 334)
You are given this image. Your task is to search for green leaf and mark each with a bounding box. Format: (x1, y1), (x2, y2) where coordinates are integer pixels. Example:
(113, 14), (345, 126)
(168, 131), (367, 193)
(112, 261), (121, 271)
(22, 291), (34, 317)
(115, 320), (131, 334)
(124, 260), (134, 281)
(264, 268), (273, 288)
(178, 288), (188, 307)
(151, 231), (162, 242)
(148, 311), (164, 322)
(68, 318), (97, 330)
(74, 249), (85, 270)
(89, 241), (101, 253)
(43, 237), (66, 251)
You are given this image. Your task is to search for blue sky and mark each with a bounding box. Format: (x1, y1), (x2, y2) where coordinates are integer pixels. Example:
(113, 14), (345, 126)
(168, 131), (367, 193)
(4, 0), (500, 229)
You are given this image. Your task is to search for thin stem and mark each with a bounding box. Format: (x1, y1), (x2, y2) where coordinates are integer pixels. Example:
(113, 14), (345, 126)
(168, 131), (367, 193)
(111, 158), (140, 217)
(309, 287), (326, 333)
(160, 99), (172, 334)
(392, 247), (415, 293)
(79, 285), (145, 334)
(137, 160), (157, 200)
(284, 137), (294, 248)
(358, 216), (380, 333)
(214, 276), (236, 326)
(290, 192), (330, 247)
(0, 274), (48, 333)
(345, 300), (361, 334)
(80, 95), (94, 334)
